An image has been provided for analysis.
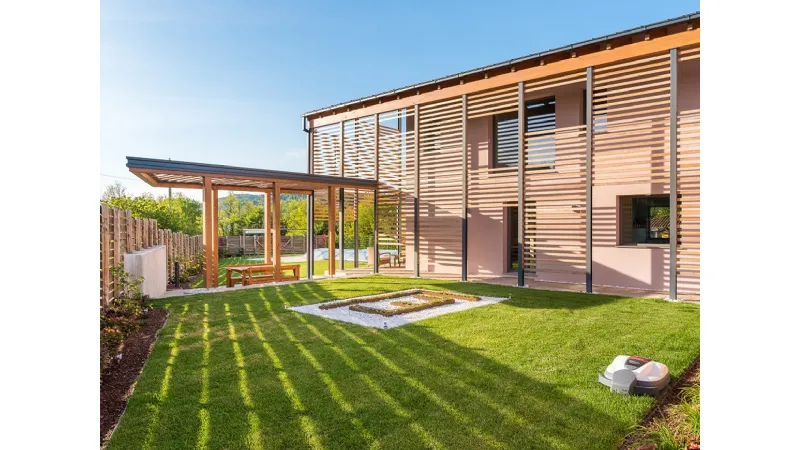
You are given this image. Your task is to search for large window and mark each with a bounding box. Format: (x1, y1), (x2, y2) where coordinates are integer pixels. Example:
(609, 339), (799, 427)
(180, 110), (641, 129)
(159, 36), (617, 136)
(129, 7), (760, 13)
(491, 97), (556, 168)
(619, 195), (670, 245)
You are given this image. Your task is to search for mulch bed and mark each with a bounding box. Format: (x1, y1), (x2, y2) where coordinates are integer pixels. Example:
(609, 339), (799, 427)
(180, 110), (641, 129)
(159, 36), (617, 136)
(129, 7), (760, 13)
(619, 356), (700, 450)
(101, 308), (169, 447)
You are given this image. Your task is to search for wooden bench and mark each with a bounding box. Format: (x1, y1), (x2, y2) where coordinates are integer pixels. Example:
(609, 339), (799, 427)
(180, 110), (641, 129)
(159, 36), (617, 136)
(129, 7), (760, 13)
(225, 263), (301, 288)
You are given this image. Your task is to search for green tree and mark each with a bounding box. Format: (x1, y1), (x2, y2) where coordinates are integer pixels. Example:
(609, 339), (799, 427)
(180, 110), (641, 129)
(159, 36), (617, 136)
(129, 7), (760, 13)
(102, 187), (202, 235)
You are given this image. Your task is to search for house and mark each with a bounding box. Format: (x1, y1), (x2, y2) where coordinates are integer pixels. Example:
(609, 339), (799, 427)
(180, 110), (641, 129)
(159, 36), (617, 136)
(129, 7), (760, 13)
(302, 12), (700, 297)
(128, 12), (699, 299)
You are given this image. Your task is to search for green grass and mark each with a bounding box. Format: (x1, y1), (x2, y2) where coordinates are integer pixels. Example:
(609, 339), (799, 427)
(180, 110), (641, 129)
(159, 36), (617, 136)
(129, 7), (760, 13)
(108, 276), (700, 450)
(190, 256), (368, 288)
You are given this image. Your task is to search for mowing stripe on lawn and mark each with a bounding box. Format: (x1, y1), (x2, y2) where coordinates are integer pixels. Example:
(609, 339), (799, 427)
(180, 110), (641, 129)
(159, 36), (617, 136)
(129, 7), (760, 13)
(224, 303), (264, 449)
(243, 303), (325, 450)
(196, 303), (211, 450)
(329, 322), (510, 450)
(289, 310), (445, 449)
(142, 303), (188, 450)
(263, 300), (376, 447)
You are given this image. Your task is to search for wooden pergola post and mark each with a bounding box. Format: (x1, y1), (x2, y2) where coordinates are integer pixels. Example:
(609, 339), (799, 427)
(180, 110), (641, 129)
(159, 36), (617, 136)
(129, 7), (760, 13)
(264, 191), (271, 264)
(328, 185), (336, 276)
(202, 176), (215, 288)
(212, 188), (219, 280)
(273, 183), (282, 282)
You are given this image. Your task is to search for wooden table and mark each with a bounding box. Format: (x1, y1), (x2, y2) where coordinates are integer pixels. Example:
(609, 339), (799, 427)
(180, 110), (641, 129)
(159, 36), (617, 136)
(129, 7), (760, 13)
(225, 263), (301, 288)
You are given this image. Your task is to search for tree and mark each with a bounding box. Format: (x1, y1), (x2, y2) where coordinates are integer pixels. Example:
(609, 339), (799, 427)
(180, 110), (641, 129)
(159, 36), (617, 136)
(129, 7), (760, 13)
(102, 181), (128, 201)
(101, 184), (202, 235)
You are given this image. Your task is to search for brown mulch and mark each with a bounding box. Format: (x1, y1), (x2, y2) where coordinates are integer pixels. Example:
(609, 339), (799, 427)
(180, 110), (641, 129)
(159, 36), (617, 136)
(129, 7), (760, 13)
(100, 308), (169, 447)
(619, 356), (700, 450)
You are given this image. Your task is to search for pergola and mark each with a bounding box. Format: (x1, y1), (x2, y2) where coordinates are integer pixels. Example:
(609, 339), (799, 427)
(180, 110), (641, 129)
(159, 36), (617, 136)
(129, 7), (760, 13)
(127, 157), (378, 288)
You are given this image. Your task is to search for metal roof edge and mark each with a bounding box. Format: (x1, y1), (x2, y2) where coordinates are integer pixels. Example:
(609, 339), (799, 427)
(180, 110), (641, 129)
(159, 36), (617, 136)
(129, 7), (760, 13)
(302, 11), (699, 118)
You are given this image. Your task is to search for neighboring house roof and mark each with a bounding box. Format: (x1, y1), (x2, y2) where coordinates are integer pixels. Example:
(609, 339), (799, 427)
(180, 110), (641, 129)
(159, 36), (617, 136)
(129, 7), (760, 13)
(302, 11), (699, 118)
(650, 216), (670, 229)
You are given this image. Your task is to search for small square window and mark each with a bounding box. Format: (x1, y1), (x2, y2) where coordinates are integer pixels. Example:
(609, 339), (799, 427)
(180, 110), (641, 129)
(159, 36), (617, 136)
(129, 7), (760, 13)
(619, 195), (670, 245)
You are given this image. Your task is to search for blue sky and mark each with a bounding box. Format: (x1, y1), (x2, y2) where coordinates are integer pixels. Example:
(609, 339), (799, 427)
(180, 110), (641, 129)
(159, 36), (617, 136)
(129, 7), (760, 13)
(101, 0), (699, 200)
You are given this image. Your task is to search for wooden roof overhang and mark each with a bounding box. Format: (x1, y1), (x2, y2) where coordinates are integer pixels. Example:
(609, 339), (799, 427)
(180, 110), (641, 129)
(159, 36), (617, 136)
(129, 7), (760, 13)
(127, 156), (378, 194)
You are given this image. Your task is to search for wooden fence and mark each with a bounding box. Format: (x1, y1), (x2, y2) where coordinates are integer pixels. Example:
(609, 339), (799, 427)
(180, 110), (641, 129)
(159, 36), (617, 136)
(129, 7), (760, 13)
(100, 204), (202, 307)
(219, 234), (307, 256)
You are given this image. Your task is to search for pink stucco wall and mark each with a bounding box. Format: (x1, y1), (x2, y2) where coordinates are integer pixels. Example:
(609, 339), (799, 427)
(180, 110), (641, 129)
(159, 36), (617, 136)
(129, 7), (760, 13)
(463, 58), (699, 294)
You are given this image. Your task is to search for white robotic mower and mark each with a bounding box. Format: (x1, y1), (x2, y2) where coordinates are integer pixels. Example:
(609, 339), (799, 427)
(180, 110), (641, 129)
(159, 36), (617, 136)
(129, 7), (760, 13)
(598, 355), (670, 396)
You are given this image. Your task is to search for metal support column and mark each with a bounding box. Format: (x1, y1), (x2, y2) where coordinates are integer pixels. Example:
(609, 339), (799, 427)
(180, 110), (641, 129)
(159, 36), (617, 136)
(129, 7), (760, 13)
(669, 48), (678, 300)
(413, 104), (421, 278)
(585, 67), (593, 293)
(517, 82), (525, 287)
(461, 94), (468, 282)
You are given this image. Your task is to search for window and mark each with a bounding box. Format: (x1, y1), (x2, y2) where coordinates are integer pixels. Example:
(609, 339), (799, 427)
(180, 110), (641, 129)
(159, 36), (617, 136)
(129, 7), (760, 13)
(619, 195), (670, 245)
(493, 112), (518, 168)
(491, 96), (556, 168)
(526, 97), (556, 169)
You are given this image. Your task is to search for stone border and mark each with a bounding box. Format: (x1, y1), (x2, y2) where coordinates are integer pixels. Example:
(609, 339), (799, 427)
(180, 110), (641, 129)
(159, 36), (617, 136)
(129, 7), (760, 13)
(318, 289), (479, 311)
(351, 297), (455, 317)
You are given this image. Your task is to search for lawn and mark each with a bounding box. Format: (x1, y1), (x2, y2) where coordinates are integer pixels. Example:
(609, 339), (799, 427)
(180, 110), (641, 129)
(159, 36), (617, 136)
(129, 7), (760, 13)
(190, 255), (367, 288)
(108, 276), (700, 450)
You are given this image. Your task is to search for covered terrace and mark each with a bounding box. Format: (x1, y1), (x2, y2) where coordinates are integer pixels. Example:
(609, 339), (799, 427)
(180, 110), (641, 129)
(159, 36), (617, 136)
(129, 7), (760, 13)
(126, 157), (378, 288)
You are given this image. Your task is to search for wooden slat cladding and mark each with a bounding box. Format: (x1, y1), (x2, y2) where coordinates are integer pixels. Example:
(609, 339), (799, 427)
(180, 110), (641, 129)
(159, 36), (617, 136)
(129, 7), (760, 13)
(377, 109), (415, 264)
(418, 98), (463, 271)
(522, 125), (587, 275)
(343, 116), (376, 179)
(467, 86), (518, 209)
(467, 85), (517, 119)
(592, 52), (672, 187)
(312, 123), (341, 176)
(677, 46), (700, 293)
(519, 70), (587, 276)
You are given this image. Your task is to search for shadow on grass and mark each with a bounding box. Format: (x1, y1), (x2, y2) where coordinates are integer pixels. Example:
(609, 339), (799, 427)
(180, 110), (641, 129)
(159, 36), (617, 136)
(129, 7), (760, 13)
(107, 276), (698, 449)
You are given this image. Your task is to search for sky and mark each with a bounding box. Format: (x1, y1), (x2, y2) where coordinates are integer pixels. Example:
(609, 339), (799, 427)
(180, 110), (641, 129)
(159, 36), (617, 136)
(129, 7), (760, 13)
(101, 0), (699, 201)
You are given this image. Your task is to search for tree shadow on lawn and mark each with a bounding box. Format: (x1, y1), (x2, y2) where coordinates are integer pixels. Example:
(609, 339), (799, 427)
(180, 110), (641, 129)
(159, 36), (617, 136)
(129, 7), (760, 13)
(284, 274), (622, 311)
(108, 277), (660, 450)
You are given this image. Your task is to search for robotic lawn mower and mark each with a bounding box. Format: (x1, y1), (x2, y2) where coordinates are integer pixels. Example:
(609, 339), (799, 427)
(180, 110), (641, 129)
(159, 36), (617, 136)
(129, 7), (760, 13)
(598, 355), (670, 396)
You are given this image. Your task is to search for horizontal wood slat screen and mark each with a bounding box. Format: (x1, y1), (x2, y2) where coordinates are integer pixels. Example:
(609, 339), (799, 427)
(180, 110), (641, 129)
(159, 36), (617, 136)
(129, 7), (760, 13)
(377, 109), (415, 265)
(591, 52), (671, 289)
(592, 52), (672, 187)
(519, 70), (588, 276)
(418, 98), (463, 272)
(467, 86), (519, 210)
(677, 45), (700, 293)
(467, 85), (517, 119)
(312, 123), (341, 176)
(343, 116), (376, 179)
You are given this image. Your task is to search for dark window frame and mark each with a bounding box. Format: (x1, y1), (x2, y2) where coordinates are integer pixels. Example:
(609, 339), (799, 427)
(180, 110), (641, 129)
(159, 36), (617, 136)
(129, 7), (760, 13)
(619, 194), (670, 246)
(491, 96), (557, 169)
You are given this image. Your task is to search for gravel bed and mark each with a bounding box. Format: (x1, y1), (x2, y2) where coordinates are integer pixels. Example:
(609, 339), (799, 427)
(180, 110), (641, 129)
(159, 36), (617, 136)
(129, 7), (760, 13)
(289, 293), (508, 329)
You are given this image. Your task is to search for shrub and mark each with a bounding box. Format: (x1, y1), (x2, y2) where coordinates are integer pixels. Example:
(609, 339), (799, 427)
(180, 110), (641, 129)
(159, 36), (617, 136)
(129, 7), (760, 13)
(236, 247), (245, 257)
(101, 264), (148, 377)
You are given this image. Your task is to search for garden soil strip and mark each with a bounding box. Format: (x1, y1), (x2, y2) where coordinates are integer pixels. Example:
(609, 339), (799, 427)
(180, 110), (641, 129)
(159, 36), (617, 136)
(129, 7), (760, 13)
(351, 298), (455, 317)
(101, 308), (169, 447)
(618, 357), (700, 450)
